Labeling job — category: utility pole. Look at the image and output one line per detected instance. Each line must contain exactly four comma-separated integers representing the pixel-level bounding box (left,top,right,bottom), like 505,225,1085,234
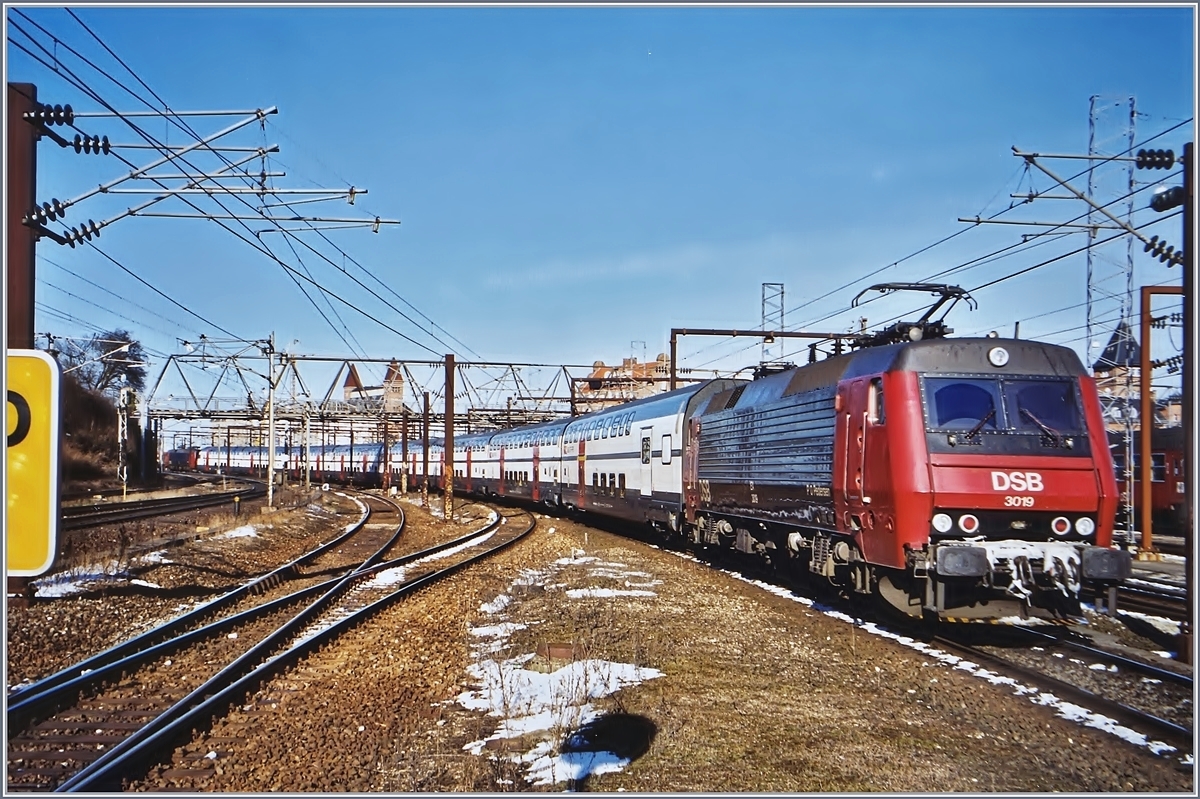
117,388,130,499
401,409,409,494
422,392,430,508
1180,142,1194,663
303,411,311,490
382,417,391,492
444,354,455,520
266,334,276,509
7,83,37,350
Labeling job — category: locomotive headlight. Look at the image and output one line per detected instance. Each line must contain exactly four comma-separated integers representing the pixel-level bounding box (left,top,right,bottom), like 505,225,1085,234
932,513,953,533
1075,517,1095,536
957,514,979,534
1051,516,1071,535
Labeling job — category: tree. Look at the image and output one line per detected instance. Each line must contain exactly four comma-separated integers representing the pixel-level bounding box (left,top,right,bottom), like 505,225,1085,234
59,330,148,398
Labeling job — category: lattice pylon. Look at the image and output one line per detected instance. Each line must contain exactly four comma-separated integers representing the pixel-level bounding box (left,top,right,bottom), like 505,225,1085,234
762,283,784,362
1086,95,1137,539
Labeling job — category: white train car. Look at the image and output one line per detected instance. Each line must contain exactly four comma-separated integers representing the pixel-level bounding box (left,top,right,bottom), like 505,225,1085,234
559,380,742,529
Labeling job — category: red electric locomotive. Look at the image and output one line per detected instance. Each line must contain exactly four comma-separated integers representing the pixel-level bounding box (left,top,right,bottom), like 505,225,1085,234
163,447,199,472
686,336,1132,622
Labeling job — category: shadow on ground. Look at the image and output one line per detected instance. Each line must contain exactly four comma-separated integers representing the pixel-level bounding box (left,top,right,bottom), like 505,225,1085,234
561,712,657,791
1118,612,1180,652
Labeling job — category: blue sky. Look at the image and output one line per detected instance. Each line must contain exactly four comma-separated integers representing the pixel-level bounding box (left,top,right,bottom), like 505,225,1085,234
6,4,1195,408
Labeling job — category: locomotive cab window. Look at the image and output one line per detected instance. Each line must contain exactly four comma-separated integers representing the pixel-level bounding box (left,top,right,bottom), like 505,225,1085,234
1003,379,1083,435
924,377,1001,430
869,378,885,425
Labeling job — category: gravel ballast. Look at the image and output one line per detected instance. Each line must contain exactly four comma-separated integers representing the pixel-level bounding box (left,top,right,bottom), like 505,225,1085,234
6,493,1194,792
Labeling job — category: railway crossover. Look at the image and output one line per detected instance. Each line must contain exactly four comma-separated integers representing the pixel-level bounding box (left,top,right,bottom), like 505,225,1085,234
7,493,534,792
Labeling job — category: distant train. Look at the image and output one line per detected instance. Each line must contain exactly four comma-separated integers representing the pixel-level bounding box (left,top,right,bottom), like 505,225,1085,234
164,447,199,472
164,441,394,488
166,335,1132,623
1109,426,1187,537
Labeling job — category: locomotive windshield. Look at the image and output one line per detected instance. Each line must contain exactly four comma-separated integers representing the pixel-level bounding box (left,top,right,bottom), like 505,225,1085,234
926,378,1001,430
922,376,1085,440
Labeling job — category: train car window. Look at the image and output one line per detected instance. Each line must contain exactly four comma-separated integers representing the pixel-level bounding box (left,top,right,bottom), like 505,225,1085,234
869,378,886,425
593,471,599,488
661,434,672,465
924,377,1002,430
1003,379,1082,433
624,415,634,436
609,473,616,496
641,436,652,465
619,473,626,497
1152,453,1166,482
601,473,608,490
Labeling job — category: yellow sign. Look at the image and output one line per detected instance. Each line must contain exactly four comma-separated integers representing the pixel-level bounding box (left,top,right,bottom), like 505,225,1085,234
7,349,61,576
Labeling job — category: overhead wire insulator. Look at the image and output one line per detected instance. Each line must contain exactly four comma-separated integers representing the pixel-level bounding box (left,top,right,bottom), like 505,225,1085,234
26,198,66,225
64,220,102,248
30,102,75,126
1150,185,1185,212
1143,235,1183,265
71,134,111,155
1135,148,1175,169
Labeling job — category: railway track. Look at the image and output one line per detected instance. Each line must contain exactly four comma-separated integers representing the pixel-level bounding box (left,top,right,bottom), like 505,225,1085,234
672,532,1193,762
931,631,1193,757
1114,583,1189,623
60,473,201,503
60,483,266,530
6,491,388,789
6,497,534,792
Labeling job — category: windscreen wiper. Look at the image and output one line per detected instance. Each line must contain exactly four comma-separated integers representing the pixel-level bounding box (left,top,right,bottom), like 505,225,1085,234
1020,406,1063,446
964,408,995,441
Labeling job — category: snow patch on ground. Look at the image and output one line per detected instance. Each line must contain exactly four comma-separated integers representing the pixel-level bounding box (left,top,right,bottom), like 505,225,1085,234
214,524,258,539
458,556,663,786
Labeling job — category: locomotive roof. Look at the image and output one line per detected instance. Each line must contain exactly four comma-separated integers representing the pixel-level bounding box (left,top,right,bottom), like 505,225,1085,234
702,337,1088,414
880,337,1087,378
